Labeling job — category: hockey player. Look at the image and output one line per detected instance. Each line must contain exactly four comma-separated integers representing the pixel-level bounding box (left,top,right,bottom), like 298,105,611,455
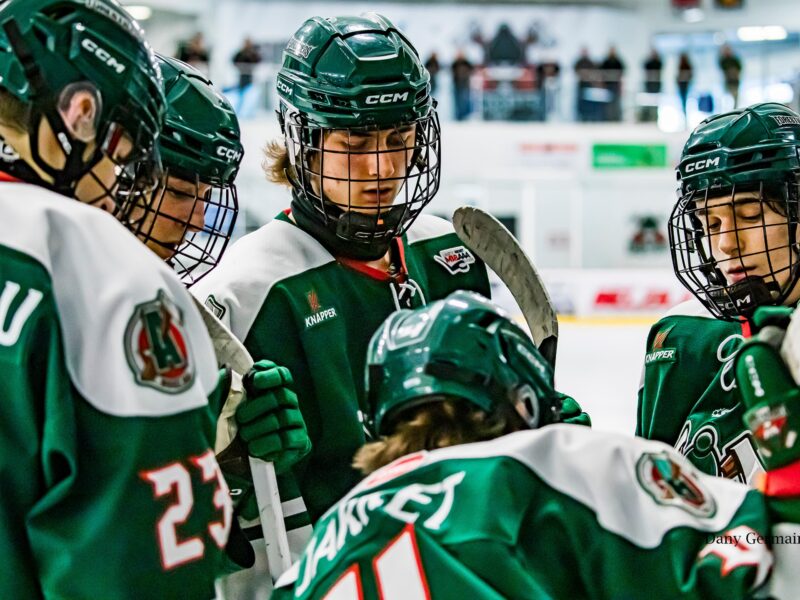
118,54,242,287
193,13,494,546
0,1,259,596
272,291,800,599
638,102,800,485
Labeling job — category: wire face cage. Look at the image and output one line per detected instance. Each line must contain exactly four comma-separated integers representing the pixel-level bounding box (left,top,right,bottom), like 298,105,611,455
119,170,238,286
286,110,442,246
669,180,800,319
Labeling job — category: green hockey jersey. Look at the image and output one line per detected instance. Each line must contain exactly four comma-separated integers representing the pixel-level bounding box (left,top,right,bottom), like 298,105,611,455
0,183,230,599
272,425,800,600
637,299,764,485
194,211,491,547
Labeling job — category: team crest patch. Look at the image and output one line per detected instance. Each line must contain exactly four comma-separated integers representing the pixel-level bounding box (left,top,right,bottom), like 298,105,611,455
125,290,195,393
204,295,226,319
637,451,716,517
434,246,475,275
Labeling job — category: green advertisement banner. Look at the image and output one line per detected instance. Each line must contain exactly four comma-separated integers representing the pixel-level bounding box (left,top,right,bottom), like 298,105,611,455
592,143,668,169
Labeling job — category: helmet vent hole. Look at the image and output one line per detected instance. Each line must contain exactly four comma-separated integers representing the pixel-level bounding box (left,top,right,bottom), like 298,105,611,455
687,142,720,155
308,91,328,104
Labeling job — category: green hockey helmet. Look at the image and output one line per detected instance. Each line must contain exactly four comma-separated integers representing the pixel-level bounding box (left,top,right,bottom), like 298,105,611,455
669,102,800,319
119,54,242,286
276,13,441,260
366,290,563,436
0,0,165,201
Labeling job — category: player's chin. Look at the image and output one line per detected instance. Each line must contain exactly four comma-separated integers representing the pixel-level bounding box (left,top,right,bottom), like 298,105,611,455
148,240,179,261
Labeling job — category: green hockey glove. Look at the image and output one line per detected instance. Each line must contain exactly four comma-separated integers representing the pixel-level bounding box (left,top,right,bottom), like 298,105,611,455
237,360,312,474
748,305,794,335
735,330,800,504
559,393,591,427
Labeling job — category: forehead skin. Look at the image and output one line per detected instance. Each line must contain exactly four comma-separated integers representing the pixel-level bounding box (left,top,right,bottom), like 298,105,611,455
325,124,416,142
692,191,763,215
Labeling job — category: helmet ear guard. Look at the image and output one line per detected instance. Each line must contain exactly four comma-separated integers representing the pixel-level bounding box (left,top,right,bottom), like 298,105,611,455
0,0,166,200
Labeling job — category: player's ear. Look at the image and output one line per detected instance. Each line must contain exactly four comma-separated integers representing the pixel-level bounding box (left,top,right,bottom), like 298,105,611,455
58,85,102,144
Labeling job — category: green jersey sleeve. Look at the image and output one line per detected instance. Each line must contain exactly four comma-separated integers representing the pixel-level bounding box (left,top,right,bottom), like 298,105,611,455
272,425,799,600
637,299,764,484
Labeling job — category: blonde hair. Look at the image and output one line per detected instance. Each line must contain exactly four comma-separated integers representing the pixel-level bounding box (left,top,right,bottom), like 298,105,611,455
0,90,30,133
353,399,525,475
262,139,292,187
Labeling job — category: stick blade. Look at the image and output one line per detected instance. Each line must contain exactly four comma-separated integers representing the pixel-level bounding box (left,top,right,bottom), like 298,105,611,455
453,206,558,366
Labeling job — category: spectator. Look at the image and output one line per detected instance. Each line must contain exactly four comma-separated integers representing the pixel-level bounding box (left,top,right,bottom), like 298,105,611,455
719,44,742,108
233,37,261,91
600,46,625,121
573,47,595,122
677,52,693,121
452,50,474,121
424,52,441,96
537,58,561,120
176,32,209,72
640,48,662,122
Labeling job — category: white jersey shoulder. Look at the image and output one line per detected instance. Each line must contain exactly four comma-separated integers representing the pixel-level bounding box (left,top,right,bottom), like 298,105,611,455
661,296,715,320
405,213,456,245
193,216,334,341
0,183,217,417
355,425,749,549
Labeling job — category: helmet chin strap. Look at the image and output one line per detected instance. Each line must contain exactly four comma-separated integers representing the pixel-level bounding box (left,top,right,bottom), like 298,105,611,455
290,190,402,261
708,275,780,317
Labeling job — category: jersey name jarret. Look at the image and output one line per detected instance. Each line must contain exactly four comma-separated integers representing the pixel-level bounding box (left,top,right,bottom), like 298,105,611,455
0,183,218,416
294,470,465,595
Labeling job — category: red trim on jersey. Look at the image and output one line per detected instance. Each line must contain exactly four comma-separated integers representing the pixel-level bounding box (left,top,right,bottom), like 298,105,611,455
759,460,800,497
337,238,409,283
0,171,22,183
283,208,292,216
740,317,753,339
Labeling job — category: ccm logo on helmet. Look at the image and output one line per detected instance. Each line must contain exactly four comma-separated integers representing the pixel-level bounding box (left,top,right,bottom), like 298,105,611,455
685,157,721,173
365,92,409,105
81,38,126,75
216,146,243,162
277,80,293,96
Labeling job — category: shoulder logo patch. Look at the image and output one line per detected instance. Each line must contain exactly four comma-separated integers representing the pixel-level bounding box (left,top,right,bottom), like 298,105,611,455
434,246,475,275
636,450,716,517
125,290,195,393
304,289,337,329
204,295,226,320
652,324,675,350
646,324,677,365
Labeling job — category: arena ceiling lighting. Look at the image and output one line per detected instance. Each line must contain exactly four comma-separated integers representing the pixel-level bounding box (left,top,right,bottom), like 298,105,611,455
737,26,788,42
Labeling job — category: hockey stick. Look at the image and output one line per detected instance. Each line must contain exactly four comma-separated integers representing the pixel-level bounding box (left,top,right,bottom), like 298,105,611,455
191,296,293,578
453,206,559,368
